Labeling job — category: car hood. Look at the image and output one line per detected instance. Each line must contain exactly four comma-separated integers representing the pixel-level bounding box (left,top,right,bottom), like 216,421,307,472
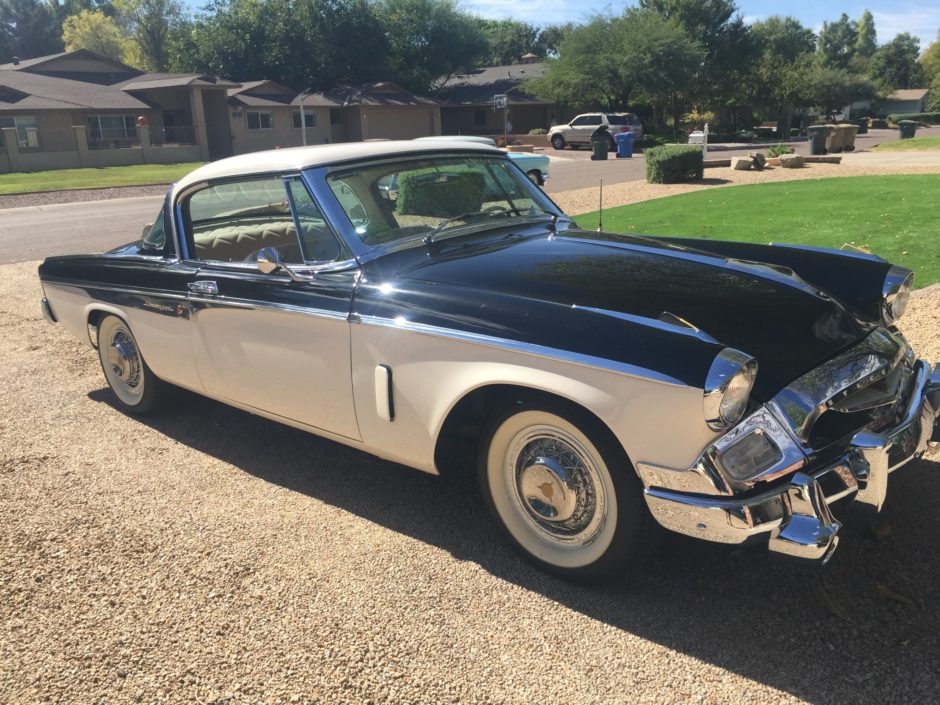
383,228,874,399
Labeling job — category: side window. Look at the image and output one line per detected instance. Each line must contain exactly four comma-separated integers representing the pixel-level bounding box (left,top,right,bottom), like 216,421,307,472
585,115,602,125
186,178,304,264
285,179,347,263
571,116,590,126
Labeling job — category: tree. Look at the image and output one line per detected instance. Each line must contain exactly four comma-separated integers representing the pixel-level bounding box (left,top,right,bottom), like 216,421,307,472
871,32,925,90
376,0,486,93
61,8,137,64
748,16,816,127
818,13,856,69
922,31,940,111
638,0,757,109
525,9,700,116
476,18,537,65
113,0,181,71
173,0,388,91
0,0,63,62
799,59,876,120
855,10,876,58
533,23,574,58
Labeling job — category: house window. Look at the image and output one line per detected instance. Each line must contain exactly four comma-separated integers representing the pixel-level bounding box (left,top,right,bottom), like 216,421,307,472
0,115,40,147
247,111,274,130
292,111,317,128
474,110,486,126
86,115,137,140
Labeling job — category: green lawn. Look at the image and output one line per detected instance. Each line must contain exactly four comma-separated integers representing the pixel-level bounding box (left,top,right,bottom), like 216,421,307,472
0,162,205,195
871,135,940,151
575,174,940,287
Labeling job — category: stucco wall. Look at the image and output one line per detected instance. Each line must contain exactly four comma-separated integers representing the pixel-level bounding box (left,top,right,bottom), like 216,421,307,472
229,106,332,154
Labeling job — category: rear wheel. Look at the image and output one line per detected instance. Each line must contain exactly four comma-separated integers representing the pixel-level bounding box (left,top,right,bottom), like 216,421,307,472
550,134,566,150
97,315,169,415
479,400,658,581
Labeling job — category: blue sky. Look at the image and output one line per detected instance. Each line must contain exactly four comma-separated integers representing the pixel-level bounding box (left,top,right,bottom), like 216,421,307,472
464,0,940,48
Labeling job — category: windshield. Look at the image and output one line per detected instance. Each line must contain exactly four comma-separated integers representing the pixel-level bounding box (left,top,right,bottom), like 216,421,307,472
607,114,638,126
326,155,561,247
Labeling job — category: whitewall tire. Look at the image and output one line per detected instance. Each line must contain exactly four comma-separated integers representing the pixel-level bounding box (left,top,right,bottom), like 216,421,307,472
97,315,168,415
479,400,658,581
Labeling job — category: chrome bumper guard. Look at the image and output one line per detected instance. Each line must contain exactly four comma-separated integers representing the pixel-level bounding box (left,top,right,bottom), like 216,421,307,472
645,361,940,564
40,297,57,324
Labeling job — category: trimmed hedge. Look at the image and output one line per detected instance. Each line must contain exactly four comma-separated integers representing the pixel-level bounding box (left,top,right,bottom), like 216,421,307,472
645,145,704,184
887,112,940,124
396,170,485,217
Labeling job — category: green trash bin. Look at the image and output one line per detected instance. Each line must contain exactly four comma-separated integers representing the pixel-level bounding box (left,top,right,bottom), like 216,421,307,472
856,118,868,135
899,120,918,139
590,126,610,160
806,125,832,155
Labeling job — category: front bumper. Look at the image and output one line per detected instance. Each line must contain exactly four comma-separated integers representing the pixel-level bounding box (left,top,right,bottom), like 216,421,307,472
644,360,940,563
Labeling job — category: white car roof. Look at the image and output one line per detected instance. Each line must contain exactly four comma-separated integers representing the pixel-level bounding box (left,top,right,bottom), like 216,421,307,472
171,140,500,199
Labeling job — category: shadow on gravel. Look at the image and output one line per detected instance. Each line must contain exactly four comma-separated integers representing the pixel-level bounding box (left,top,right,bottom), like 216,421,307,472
90,386,940,705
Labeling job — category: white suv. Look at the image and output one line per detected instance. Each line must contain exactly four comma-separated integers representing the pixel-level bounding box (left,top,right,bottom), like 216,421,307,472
548,113,644,150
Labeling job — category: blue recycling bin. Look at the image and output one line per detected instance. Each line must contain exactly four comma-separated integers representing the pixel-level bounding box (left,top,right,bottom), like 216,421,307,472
614,130,636,158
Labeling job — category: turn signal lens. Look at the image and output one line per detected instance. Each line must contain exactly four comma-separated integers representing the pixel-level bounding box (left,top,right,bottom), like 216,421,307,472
718,429,783,481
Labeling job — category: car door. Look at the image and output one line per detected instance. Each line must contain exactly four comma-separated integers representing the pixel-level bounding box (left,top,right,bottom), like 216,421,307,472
180,175,361,440
569,115,602,144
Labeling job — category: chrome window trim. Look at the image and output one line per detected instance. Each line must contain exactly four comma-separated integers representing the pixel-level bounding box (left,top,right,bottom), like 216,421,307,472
356,313,686,387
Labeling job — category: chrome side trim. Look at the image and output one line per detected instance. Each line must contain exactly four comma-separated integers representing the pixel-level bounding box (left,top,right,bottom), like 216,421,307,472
187,294,349,321
40,278,190,302
356,314,686,387
573,305,718,343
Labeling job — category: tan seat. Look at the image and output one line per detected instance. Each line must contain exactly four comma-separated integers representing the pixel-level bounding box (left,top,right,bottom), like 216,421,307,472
194,218,343,263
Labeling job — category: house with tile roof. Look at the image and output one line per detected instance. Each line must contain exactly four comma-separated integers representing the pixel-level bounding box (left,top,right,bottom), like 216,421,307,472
0,49,237,172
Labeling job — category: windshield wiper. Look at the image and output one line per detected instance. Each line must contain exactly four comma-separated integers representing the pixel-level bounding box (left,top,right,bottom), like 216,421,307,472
423,206,563,244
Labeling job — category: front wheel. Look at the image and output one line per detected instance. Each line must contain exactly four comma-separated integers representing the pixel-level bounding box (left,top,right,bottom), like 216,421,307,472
526,170,543,186
479,400,658,581
550,134,566,150
97,315,169,415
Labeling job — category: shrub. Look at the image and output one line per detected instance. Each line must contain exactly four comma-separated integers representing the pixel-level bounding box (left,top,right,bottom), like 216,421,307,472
396,171,485,217
528,128,547,135
886,112,940,125
645,145,704,184
736,130,756,141
790,127,801,136
767,143,792,157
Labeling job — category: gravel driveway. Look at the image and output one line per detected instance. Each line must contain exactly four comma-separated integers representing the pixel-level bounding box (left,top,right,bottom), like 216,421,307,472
2,261,939,704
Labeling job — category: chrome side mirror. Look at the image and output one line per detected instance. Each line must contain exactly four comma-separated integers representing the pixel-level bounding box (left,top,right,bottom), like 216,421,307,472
256,247,281,275
256,247,315,282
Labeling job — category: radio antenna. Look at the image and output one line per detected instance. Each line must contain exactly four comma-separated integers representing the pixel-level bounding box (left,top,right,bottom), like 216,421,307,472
597,179,603,232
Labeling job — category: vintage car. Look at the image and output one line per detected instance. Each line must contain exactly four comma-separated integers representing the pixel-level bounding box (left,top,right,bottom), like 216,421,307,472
38,141,940,581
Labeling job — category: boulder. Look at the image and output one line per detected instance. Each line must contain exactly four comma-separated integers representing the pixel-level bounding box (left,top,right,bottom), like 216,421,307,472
748,152,767,170
730,157,753,171
778,154,805,168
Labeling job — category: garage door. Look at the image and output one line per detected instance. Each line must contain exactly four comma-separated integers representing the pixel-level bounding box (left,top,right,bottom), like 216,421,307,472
367,109,435,139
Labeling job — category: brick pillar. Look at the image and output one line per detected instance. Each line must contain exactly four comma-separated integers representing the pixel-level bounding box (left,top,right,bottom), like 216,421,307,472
189,87,210,160
2,127,21,172
72,125,88,168
138,124,152,164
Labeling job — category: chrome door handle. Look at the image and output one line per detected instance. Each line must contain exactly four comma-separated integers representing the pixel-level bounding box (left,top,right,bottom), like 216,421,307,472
188,280,218,295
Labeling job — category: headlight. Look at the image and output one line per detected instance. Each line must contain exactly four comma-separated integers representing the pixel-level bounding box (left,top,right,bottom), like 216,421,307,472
704,348,757,431
882,266,914,324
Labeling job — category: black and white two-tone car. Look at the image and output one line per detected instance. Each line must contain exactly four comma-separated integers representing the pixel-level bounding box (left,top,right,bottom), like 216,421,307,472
39,141,940,580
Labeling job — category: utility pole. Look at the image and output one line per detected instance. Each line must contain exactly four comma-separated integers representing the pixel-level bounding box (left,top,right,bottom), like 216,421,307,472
299,89,311,146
